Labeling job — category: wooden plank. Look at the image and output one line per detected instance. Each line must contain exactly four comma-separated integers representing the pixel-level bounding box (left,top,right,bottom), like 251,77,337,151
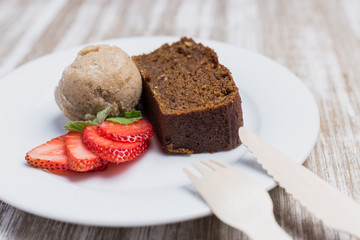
1,0,360,239
0,0,67,77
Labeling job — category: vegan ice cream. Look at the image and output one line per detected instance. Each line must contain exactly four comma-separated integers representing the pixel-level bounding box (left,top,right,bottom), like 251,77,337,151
55,45,142,121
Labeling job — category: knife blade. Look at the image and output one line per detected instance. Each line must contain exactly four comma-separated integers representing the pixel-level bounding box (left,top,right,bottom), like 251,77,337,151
239,127,360,238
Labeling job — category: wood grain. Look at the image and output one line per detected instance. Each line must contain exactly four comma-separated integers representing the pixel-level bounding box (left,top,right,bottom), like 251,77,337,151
1,0,360,239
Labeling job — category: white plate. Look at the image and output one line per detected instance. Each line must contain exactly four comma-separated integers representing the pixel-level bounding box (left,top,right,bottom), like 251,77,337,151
0,36,319,226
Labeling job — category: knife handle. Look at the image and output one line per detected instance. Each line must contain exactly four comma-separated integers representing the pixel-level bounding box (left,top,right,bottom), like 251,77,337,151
240,127,360,238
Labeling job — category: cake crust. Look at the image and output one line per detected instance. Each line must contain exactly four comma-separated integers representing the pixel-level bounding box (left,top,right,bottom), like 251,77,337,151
133,37,243,154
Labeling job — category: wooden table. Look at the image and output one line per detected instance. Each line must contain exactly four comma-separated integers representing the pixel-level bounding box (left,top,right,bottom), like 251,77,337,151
1,0,359,239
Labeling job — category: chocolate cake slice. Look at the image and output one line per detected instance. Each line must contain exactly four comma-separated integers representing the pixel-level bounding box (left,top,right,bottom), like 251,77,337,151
132,37,243,154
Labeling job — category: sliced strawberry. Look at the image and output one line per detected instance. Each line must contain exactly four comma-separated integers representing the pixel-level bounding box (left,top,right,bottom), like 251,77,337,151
70,164,108,173
66,131,108,172
83,126,150,163
25,135,70,172
97,119,154,142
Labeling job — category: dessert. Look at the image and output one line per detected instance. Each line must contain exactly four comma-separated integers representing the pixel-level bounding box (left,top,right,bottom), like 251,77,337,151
25,135,70,172
97,119,154,142
82,126,150,164
66,131,108,172
133,37,243,154
55,45,142,121
25,109,153,173
25,132,109,173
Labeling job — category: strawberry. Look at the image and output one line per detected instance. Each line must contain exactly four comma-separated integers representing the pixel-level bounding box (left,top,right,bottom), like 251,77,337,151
66,131,108,172
82,126,150,163
25,134,70,172
97,119,154,142
70,164,108,173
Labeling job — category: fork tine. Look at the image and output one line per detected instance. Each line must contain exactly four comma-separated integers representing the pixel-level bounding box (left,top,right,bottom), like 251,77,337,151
201,159,222,170
209,158,229,168
183,168,201,183
192,162,212,176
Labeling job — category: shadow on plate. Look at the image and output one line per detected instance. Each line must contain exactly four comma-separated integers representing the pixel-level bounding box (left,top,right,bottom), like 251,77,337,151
52,114,69,133
235,152,268,175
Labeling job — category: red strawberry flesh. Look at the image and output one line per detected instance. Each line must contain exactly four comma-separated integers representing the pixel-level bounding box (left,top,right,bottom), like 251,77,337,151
97,119,154,142
25,134,69,171
66,131,108,172
83,126,150,163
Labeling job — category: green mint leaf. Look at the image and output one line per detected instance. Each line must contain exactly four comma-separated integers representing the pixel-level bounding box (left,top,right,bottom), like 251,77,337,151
85,120,99,126
107,110,142,125
107,116,142,125
93,107,111,124
64,121,97,132
120,110,142,118
64,108,142,131
63,107,109,132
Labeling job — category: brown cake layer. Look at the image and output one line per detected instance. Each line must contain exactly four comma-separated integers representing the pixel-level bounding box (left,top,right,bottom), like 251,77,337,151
132,37,243,154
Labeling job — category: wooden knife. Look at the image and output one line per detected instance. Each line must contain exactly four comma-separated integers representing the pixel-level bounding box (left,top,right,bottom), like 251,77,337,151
239,127,360,238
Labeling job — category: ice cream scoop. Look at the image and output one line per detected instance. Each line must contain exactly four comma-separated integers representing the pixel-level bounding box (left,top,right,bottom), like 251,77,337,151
55,44,142,121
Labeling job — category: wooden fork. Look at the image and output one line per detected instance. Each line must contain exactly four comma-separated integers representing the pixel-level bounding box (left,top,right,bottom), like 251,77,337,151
184,159,292,240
